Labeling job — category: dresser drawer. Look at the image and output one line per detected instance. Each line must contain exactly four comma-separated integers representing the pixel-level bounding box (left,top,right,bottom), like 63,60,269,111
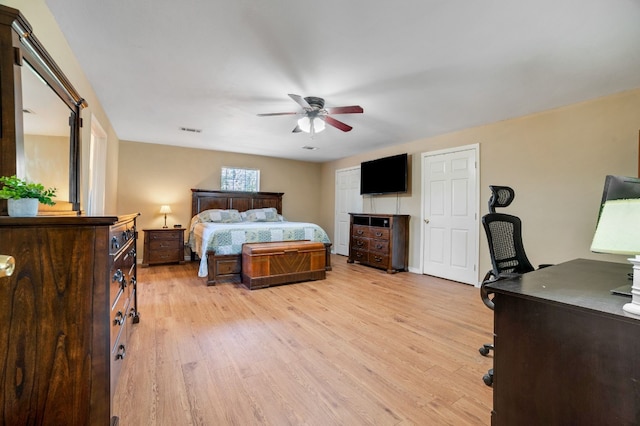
110,221,136,255
149,239,181,250
110,305,128,403
110,289,129,351
367,253,389,267
369,239,390,254
368,227,389,240
351,249,368,263
148,231,182,242
352,225,389,240
352,224,370,238
351,236,369,251
148,249,183,263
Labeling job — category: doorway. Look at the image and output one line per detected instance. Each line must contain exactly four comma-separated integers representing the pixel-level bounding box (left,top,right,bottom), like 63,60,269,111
87,115,107,215
421,144,479,285
334,167,362,255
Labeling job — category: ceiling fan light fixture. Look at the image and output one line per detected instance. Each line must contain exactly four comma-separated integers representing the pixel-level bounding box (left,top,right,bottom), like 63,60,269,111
297,116,325,133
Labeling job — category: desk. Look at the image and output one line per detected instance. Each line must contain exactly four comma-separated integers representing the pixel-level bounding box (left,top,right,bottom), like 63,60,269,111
486,259,640,425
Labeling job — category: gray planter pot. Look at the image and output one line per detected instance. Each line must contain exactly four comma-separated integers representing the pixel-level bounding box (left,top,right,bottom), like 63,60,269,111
7,198,39,217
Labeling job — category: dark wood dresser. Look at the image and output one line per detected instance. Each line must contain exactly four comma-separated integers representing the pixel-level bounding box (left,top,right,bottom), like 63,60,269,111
142,228,185,266
347,213,410,272
0,214,140,425
486,259,639,425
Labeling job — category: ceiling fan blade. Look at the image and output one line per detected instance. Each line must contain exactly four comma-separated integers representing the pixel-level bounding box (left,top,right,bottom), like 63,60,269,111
323,115,353,132
292,125,302,133
326,105,363,115
288,94,311,109
257,112,298,117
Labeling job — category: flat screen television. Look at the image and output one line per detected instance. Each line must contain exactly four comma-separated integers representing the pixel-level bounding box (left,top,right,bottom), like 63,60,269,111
360,153,408,195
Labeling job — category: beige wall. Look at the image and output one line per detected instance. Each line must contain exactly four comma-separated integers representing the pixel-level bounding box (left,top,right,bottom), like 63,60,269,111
116,141,323,257
1,0,121,214
321,89,640,281
24,134,69,200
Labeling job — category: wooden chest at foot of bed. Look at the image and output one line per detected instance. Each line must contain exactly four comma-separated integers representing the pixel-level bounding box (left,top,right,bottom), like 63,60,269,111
241,241,326,290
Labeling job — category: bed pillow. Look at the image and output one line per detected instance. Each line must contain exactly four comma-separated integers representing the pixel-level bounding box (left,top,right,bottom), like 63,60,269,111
243,207,280,222
197,209,243,223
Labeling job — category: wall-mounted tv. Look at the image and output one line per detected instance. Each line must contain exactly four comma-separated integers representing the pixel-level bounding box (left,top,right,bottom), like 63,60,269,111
360,153,408,195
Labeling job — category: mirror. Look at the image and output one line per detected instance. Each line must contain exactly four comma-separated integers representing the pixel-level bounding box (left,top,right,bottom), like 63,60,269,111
0,7,88,214
21,60,72,202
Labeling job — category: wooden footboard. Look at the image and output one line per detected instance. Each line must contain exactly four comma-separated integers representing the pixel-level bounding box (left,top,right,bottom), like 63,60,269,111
206,242,332,286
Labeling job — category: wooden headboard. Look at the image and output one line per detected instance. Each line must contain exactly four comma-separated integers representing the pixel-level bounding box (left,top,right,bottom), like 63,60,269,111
191,189,284,218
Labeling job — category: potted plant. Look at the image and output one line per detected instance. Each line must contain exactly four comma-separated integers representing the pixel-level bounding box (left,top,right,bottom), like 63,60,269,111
0,175,56,217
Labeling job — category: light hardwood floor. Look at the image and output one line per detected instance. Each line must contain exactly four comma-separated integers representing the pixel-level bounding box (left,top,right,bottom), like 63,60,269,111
113,255,494,425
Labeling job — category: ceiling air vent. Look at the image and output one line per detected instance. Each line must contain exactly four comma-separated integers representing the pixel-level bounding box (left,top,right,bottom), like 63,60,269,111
179,127,202,133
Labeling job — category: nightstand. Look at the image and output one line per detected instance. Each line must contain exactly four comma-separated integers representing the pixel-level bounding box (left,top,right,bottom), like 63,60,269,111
142,228,185,267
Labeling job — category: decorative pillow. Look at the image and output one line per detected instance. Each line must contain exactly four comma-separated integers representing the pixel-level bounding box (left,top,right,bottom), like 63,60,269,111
197,209,242,223
243,207,280,222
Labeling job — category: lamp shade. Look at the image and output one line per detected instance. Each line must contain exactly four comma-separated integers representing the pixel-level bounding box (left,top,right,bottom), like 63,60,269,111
297,116,325,133
590,199,640,255
159,205,172,214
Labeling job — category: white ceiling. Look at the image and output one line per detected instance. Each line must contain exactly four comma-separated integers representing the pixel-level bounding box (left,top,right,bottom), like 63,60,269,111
43,0,640,163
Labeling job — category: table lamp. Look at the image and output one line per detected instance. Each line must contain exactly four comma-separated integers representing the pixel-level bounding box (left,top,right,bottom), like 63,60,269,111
159,205,172,228
590,198,640,317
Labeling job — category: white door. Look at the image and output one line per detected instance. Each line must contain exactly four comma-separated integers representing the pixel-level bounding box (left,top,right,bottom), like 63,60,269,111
334,167,362,255
422,145,479,285
87,115,107,215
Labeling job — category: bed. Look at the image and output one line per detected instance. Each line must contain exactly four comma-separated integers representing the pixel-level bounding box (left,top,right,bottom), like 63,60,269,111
188,189,332,285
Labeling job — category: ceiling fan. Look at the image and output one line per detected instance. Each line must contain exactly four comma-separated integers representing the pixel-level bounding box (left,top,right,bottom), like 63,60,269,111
257,94,363,135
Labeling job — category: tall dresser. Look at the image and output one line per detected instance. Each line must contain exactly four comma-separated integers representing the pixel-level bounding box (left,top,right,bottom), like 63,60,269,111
348,213,410,273
0,214,140,425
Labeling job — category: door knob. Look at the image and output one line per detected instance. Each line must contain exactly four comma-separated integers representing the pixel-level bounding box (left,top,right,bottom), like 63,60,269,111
0,255,15,277
424,219,430,224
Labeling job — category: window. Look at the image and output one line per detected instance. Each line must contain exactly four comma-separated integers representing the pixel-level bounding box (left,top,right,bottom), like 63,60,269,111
221,167,260,192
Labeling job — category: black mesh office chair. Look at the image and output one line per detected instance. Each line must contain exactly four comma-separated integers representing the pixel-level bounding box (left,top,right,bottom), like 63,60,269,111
479,186,545,387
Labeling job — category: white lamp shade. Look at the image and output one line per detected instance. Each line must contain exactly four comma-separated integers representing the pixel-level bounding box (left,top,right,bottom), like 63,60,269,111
297,116,325,133
159,205,172,214
591,199,640,255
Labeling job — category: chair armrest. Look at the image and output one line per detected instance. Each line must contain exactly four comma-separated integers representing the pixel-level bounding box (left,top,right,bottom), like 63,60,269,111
480,272,522,310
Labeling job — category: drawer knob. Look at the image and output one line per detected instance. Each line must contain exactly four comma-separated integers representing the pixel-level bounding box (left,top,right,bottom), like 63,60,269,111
111,236,119,250
115,344,126,360
0,255,15,278
113,311,125,326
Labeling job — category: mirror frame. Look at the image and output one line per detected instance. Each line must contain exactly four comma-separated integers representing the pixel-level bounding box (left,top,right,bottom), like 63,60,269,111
0,5,87,215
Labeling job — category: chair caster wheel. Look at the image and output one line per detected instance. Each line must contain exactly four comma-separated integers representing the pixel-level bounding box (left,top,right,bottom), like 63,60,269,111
479,347,490,356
